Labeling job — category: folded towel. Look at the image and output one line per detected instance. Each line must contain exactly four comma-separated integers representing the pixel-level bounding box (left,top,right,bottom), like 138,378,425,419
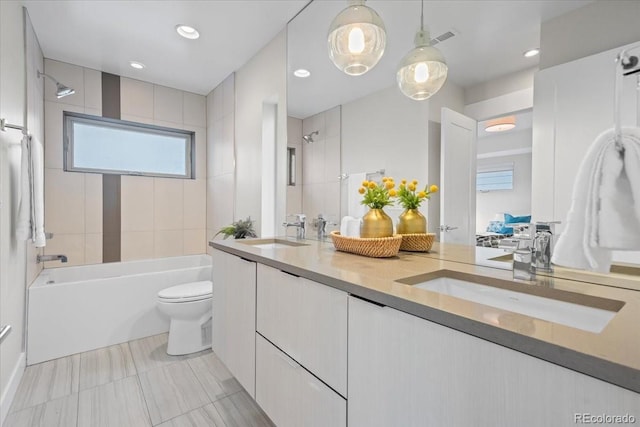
552,127,640,272
15,135,46,248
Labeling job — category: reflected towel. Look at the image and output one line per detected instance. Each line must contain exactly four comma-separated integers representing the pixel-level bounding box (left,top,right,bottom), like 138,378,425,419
552,127,640,272
16,135,46,247
347,172,367,219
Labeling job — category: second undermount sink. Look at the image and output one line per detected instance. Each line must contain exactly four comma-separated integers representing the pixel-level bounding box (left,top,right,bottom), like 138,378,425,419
396,271,624,333
238,238,309,250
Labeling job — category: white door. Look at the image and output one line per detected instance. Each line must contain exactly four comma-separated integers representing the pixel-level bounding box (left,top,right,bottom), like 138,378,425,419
440,108,477,245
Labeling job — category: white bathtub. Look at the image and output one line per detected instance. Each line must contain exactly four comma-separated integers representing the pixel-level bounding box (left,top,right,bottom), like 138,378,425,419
27,254,212,365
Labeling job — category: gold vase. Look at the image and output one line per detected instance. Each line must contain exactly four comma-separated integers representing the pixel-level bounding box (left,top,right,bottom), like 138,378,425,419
361,208,393,238
397,209,427,234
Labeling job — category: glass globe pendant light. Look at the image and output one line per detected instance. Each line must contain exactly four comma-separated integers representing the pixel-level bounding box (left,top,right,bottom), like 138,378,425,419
327,0,386,76
397,0,448,100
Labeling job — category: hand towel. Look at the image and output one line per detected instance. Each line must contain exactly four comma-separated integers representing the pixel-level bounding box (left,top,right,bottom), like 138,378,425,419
15,135,46,248
552,127,640,272
347,172,367,218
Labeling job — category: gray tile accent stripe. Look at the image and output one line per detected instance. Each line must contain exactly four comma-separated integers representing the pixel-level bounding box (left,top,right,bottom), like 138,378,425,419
101,72,121,262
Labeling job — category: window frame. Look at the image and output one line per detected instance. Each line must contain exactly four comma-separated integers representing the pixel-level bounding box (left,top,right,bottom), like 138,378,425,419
476,162,514,192
63,111,195,179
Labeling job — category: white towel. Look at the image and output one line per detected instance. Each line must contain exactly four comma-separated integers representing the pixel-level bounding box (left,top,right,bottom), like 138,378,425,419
552,127,640,272
16,135,46,247
347,172,367,218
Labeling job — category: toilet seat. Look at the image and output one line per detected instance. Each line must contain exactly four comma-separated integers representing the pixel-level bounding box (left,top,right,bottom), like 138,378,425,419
157,280,212,303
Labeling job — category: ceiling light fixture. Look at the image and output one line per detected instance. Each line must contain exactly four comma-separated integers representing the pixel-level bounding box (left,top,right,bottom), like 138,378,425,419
396,0,448,101
523,48,540,58
294,69,311,78
485,116,516,132
176,24,200,40
327,0,386,76
129,61,145,69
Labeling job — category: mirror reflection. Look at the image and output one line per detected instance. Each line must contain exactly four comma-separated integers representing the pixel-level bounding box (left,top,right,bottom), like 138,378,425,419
286,0,640,287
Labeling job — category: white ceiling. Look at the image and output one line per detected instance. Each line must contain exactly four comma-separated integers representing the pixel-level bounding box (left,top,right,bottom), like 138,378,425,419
23,0,592,111
23,0,309,95
288,0,593,118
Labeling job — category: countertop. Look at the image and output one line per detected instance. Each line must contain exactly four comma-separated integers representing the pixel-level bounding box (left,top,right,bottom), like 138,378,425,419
209,237,640,394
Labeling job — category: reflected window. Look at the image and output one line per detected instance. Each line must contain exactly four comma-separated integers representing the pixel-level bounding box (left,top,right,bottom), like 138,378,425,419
64,112,194,178
477,163,514,192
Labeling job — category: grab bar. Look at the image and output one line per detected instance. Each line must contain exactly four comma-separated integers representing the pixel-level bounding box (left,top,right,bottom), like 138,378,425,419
0,325,11,344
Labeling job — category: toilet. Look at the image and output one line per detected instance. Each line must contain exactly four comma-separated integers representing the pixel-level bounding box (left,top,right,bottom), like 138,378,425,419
157,280,213,356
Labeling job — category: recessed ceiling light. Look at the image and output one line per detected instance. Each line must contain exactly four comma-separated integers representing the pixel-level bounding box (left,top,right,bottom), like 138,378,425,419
176,24,200,40
523,48,540,58
293,69,311,78
129,61,145,69
485,116,516,132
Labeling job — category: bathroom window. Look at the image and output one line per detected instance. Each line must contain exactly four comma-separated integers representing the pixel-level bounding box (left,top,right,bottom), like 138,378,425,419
63,112,194,178
476,163,514,192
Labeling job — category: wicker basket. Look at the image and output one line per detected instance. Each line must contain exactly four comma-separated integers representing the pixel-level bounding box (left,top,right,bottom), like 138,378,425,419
399,233,436,252
330,231,402,258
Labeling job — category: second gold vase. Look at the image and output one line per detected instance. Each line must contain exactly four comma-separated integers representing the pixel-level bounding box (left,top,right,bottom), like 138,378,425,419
397,209,427,234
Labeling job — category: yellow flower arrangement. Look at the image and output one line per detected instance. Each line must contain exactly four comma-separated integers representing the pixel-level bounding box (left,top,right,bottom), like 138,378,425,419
359,177,396,209
397,179,438,209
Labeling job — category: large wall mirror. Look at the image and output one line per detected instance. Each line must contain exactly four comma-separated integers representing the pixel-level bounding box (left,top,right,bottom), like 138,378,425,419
286,0,640,287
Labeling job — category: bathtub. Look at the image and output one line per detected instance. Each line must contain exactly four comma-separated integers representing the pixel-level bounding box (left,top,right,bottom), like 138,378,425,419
27,254,212,365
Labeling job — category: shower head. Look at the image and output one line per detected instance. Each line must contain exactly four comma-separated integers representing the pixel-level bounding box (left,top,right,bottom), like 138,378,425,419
302,130,319,144
37,70,75,99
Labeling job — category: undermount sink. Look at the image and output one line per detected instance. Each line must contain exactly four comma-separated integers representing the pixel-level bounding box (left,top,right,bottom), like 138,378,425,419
238,238,309,250
397,271,624,333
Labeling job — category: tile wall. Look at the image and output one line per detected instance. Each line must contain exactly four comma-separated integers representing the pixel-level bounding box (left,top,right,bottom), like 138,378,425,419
206,74,235,252
300,106,341,222
42,59,207,266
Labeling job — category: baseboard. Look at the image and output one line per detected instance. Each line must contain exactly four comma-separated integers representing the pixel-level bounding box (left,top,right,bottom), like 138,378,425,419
0,352,26,427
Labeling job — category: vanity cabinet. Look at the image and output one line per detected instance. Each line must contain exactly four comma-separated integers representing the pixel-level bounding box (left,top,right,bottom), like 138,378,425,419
256,264,347,395
256,334,347,427
348,295,640,427
211,249,256,397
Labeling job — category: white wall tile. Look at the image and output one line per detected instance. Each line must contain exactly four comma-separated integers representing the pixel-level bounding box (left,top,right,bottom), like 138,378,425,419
154,85,183,124
209,119,224,177
154,230,183,258
121,176,154,232
85,233,103,265
44,102,84,169
44,233,85,268
184,179,206,230
222,74,234,117
206,178,215,233
302,137,324,185
120,114,154,125
84,107,101,117
44,169,85,234
221,115,235,175
121,231,154,261
154,178,183,230
325,106,341,138
212,85,223,121
83,68,102,110
322,181,341,218
44,59,84,107
324,136,341,183
183,229,206,255
287,116,302,145
121,78,154,119
210,173,234,234
183,92,206,127
206,89,216,124
85,173,102,234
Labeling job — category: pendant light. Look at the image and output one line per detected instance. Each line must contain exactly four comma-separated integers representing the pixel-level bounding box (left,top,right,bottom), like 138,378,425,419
327,0,386,76
397,0,448,100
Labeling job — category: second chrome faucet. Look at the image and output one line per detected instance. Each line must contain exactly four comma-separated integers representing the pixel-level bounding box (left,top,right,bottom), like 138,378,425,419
283,214,306,239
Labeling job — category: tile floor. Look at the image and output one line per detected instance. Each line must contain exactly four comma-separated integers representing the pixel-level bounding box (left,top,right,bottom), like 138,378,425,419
5,333,275,427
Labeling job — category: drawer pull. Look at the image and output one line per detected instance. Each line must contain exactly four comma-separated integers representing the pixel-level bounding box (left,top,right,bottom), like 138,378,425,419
281,270,299,278
276,350,300,369
350,294,385,307
308,380,321,392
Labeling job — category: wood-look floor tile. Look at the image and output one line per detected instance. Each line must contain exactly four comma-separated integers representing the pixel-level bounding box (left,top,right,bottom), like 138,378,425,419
77,376,150,427
3,393,78,427
213,392,275,427
79,343,136,390
10,354,80,412
129,333,210,373
188,353,241,401
155,404,227,427
138,360,210,425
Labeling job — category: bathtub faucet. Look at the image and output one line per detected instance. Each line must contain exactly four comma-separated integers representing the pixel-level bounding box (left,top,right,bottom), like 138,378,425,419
37,254,68,263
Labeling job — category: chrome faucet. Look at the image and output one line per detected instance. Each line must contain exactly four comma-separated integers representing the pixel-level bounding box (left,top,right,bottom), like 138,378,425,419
283,214,306,240
532,222,560,272
312,214,337,240
37,254,68,263
499,221,560,280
